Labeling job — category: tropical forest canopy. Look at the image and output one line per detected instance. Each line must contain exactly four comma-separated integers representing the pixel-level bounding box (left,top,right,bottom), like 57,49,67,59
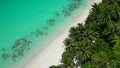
50,0,120,68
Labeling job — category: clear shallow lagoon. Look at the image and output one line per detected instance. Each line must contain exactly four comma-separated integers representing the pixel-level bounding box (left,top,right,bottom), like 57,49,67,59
0,0,88,68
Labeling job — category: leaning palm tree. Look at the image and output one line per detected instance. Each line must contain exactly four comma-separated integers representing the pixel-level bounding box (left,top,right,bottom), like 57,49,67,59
75,44,91,62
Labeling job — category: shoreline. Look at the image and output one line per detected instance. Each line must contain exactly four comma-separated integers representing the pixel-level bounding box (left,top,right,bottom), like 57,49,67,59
23,0,102,68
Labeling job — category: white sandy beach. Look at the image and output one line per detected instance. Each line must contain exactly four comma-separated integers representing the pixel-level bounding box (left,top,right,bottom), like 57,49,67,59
23,0,102,68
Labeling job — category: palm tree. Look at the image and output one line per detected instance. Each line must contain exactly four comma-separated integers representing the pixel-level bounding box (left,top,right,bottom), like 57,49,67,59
49,0,120,67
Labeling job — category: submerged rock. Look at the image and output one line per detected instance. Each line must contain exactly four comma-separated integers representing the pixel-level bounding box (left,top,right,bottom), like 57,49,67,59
1,53,9,60
46,19,56,26
54,11,60,17
12,53,18,61
62,7,71,17
31,29,47,37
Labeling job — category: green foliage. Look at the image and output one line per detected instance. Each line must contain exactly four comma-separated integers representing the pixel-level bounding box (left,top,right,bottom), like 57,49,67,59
50,0,120,68
92,38,109,53
49,65,63,68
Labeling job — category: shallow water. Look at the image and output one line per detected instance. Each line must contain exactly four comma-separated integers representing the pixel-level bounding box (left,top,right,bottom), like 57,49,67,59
0,0,88,68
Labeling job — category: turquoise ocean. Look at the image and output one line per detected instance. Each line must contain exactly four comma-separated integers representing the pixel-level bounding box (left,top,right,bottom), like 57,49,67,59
0,0,88,68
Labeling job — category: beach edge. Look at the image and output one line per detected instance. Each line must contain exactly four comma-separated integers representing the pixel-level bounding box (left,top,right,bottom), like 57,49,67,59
23,0,102,68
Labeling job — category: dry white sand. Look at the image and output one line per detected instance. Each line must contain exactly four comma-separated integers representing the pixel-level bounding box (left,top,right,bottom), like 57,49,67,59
23,0,102,68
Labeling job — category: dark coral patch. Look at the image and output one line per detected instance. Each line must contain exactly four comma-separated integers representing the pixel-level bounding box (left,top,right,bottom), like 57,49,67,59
1,53,9,60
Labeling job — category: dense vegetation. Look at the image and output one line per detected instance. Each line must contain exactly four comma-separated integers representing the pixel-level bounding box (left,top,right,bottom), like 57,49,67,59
50,0,120,68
